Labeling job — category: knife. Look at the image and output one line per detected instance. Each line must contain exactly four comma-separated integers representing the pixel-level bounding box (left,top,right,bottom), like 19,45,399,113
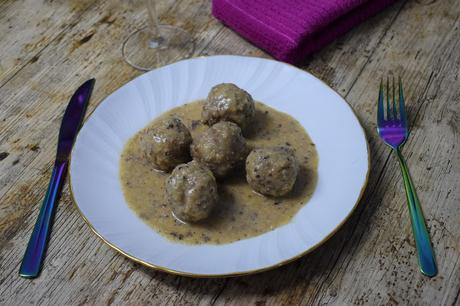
19,79,95,278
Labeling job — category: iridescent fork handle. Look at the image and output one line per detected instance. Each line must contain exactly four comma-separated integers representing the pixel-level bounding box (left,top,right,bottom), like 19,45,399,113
394,148,437,277
19,160,68,278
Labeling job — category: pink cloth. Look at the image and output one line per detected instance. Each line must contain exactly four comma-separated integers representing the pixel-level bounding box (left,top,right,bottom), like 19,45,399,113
212,0,397,64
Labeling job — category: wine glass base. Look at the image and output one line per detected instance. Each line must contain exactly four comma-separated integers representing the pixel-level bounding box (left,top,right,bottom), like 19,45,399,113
122,25,195,71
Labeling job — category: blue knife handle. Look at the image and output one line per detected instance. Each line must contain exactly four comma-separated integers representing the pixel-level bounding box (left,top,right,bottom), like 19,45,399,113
19,160,68,278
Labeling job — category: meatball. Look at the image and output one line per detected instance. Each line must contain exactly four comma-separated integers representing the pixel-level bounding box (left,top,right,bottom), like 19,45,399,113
139,117,192,172
202,83,255,130
246,146,299,197
165,161,218,222
191,121,248,178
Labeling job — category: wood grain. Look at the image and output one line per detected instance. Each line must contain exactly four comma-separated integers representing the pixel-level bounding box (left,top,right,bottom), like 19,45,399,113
0,0,458,305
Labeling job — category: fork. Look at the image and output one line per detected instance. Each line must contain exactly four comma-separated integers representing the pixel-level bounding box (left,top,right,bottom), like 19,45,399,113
377,77,437,277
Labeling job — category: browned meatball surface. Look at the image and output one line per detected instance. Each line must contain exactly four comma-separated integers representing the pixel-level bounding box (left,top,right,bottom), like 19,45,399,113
139,117,192,172
165,161,218,222
246,146,299,197
202,83,255,130
191,121,249,178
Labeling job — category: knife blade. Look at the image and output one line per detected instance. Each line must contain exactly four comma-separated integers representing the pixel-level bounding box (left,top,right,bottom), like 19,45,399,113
56,79,95,161
19,79,95,278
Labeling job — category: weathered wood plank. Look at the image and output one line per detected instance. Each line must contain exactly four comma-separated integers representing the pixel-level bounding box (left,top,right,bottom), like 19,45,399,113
0,0,458,305
0,0,99,87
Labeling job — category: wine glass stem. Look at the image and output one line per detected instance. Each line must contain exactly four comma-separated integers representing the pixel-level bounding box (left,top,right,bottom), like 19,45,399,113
146,0,162,48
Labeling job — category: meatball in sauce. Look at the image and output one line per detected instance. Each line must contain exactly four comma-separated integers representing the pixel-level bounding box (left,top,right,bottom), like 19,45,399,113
191,121,249,178
166,161,218,223
246,146,299,197
202,83,255,130
139,117,192,172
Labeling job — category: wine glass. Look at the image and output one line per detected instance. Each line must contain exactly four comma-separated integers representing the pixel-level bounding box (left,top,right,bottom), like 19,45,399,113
122,0,195,71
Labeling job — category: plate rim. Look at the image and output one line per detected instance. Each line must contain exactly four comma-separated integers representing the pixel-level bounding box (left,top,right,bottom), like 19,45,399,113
69,54,371,278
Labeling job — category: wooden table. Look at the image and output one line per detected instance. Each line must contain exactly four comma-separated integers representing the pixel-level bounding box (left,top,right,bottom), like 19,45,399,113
1,0,458,305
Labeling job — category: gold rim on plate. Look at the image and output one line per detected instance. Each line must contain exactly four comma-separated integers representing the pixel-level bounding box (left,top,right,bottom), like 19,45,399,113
69,55,371,278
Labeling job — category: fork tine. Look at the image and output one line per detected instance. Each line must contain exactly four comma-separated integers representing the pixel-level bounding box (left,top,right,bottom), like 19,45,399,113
392,76,397,120
386,76,391,120
378,79,384,125
399,77,407,127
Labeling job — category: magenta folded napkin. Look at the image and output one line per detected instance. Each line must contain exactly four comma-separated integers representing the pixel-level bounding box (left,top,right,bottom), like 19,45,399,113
212,0,397,64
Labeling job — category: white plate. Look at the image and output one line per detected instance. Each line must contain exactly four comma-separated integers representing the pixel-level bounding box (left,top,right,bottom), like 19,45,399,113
70,55,369,277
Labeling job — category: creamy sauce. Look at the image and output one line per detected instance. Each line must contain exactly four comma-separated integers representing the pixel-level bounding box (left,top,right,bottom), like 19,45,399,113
120,101,318,244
